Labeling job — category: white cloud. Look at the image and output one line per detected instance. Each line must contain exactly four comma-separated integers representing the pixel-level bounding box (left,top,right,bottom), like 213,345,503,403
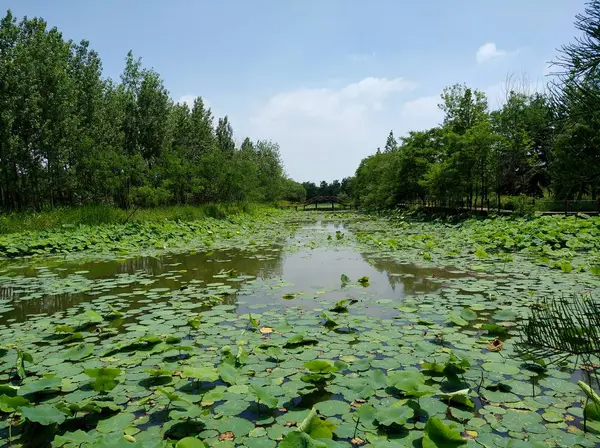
476,42,507,64
247,77,444,182
400,96,443,131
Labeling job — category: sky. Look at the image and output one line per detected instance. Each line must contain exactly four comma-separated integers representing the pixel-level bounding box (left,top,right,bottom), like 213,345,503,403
7,0,588,183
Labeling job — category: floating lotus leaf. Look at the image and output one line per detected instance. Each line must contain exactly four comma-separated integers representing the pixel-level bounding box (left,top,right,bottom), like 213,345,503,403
20,404,67,426
374,405,414,426
62,343,95,361
176,437,209,448
183,366,219,383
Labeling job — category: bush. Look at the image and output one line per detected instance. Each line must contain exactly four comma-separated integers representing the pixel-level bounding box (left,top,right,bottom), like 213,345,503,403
508,195,535,217
130,186,172,208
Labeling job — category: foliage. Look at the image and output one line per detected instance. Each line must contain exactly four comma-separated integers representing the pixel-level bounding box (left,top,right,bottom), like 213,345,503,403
0,11,296,211
0,213,599,446
0,206,282,257
516,293,600,365
350,4,600,209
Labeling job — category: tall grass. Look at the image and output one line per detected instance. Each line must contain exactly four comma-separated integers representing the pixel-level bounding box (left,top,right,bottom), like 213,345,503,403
0,202,267,235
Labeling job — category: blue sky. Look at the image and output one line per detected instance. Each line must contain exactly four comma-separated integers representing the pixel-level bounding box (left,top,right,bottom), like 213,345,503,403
8,1,587,182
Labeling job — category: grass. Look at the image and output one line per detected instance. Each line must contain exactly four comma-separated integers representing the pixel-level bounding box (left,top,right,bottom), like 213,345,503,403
0,203,267,236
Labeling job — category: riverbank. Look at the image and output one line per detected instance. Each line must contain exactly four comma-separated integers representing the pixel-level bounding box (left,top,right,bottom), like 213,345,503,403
0,204,286,259
0,203,266,235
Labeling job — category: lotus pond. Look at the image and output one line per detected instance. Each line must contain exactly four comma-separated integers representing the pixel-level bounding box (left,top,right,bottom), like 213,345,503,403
1,212,599,447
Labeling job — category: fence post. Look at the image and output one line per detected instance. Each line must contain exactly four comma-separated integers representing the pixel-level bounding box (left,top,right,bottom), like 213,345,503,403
565,200,568,216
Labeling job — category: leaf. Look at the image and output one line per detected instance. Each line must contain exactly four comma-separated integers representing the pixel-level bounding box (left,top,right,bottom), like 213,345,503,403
259,326,273,334
183,366,219,383
481,362,519,375
218,363,241,385
284,333,318,348
157,387,191,405
63,342,95,361
251,383,278,408
0,385,18,397
266,346,282,361
319,312,338,328
236,345,248,365
578,380,600,407
459,308,477,321
423,417,467,447
375,405,414,426
439,389,475,409
55,325,75,334
18,375,62,395
448,311,468,327
280,431,327,448
297,407,337,439
176,437,209,448
84,367,121,392
80,309,103,324
15,349,33,380
187,315,202,329
481,323,507,336
330,299,349,313
53,430,95,446
492,309,518,321
387,370,435,397
356,404,376,423
20,404,67,425
340,274,350,285
304,360,339,374
585,402,600,422
248,314,259,329
0,394,30,413
474,248,488,259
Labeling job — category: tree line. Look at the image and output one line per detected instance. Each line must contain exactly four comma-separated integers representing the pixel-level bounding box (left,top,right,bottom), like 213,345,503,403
0,10,305,210
301,179,353,202
350,1,600,210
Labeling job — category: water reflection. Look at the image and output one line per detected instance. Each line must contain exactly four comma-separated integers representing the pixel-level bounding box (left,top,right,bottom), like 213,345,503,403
0,221,469,323
0,246,286,322
363,255,470,295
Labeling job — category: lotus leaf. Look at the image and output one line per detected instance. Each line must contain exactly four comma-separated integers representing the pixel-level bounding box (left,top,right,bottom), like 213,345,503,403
20,404,67,425
422,417,467,447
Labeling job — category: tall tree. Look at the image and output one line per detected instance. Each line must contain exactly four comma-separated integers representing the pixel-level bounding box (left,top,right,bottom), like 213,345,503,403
384,130,397,153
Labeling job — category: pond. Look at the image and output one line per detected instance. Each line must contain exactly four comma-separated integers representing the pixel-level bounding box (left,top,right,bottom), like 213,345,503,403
0,221,465,323
0,215,598,447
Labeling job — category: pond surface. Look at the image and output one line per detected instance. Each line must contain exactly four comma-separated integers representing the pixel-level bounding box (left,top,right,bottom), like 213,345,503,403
0,221,466,323
1,216,598,447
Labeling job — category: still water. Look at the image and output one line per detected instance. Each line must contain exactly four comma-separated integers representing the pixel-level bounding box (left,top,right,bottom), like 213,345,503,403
0,220,466,323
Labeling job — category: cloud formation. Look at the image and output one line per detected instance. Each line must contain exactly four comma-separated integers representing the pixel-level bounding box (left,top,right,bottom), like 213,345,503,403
247,77,446,182
476,42,507,64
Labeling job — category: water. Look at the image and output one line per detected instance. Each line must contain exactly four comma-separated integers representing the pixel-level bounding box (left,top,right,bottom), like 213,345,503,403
0,221,466,324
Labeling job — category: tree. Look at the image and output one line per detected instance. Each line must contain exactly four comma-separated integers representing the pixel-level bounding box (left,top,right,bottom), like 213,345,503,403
302,182,318,199
439,84,488,135
550,1,600,199
0,10,294,210
384,130,397,153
